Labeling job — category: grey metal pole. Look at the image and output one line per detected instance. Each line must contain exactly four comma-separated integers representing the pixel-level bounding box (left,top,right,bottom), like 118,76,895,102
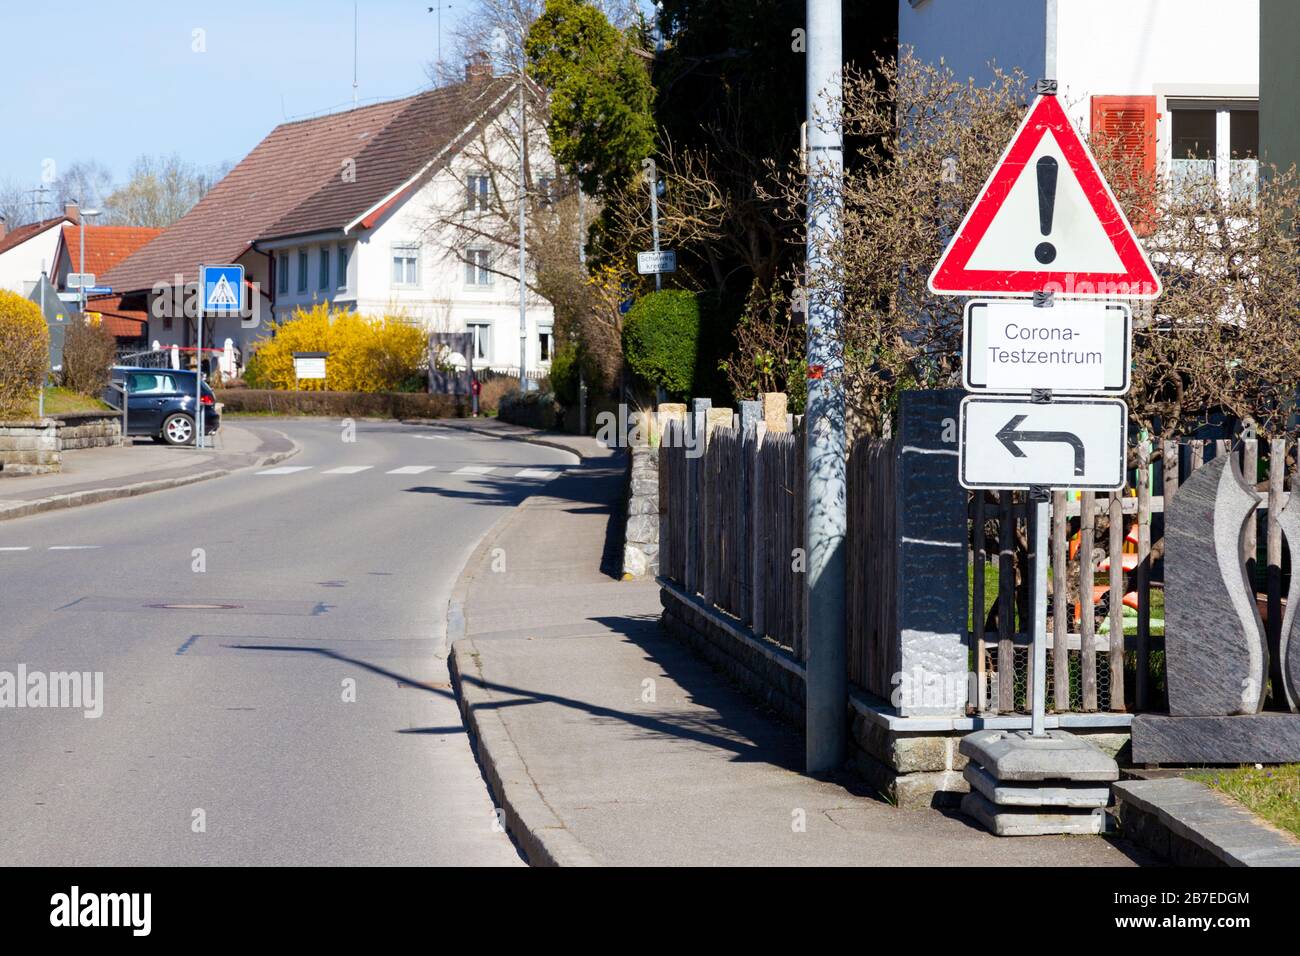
804,0,847,773
518,76,528,387
196,266,204,449
79,216,86,314
1031,493,1050,736
649,166,661,292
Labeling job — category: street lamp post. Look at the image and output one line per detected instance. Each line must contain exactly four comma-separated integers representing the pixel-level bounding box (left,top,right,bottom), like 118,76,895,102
78,207,102,313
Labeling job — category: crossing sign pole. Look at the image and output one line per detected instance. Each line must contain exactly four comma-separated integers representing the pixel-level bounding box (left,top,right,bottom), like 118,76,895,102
196,263,204,449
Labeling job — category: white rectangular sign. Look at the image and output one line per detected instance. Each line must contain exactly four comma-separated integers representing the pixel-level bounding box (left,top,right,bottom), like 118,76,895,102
636,250,677,275
66,273,96,289
963,299,1130,395
959,396,1127,491
293,355,327,380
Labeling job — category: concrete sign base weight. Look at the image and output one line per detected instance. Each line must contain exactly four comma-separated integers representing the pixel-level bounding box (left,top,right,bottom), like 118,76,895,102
958,730,1119,836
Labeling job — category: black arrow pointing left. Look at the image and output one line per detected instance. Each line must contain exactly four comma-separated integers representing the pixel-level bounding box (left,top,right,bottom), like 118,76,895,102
996,414,1086,476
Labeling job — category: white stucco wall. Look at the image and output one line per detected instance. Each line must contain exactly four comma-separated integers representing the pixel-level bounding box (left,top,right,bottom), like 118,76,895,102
0,224,64,295
261,104,556,375
1056,0,1259,134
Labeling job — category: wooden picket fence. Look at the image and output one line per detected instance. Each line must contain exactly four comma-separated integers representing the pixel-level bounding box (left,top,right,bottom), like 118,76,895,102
660,404,1295,719
974,437,1295,717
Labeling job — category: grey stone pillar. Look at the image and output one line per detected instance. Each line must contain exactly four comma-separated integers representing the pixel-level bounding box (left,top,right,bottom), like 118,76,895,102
893,389,969,717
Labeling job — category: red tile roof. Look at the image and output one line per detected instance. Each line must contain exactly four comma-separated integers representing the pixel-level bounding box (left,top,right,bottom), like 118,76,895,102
104,76,517,294
85,294,148,339
57,226,162,278
0,216,72,256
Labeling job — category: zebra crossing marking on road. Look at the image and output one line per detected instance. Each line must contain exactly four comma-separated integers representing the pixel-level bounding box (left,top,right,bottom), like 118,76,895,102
387,465,436,474
256,466,313,476
322,466,373,475
515,469,563,480
453,466,495,475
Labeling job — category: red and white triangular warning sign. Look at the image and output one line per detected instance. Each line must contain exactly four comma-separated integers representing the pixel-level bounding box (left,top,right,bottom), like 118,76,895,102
929,94,1161,300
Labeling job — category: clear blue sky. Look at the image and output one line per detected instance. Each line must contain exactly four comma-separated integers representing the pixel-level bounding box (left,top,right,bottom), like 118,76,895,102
0,0,469,187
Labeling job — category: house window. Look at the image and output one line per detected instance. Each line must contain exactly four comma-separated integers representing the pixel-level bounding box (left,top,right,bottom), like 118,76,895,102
391,243,420,287
296,251,308,293
1168,101,1259,199
538,325,553,362
277,253,289,294
465,247,492,286
468,322,492,362
318,247,330,291
336,243,350,291
536,174,555,207
467,173,491,211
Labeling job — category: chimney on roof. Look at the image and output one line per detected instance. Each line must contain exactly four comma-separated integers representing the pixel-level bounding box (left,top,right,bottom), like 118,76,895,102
465,51,493,84
64,201,80,225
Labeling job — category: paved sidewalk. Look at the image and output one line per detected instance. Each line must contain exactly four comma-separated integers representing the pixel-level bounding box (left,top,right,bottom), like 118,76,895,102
0,423,296,520
450,428,1152,866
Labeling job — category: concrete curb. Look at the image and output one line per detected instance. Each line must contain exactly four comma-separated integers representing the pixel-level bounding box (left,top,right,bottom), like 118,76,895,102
449,640,598,867
442,490,598,867
0,429,299,524
1113,777,1300,866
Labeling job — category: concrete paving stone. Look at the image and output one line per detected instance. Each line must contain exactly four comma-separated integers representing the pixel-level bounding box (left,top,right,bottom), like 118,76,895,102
961,791,1109,837
963,763,1111,808
959,729,1120,782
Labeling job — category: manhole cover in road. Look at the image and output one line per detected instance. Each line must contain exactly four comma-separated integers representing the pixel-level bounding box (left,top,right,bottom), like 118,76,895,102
146,602,243,611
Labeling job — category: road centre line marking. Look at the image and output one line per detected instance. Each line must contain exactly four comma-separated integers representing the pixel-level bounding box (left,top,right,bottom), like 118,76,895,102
49,546,101,551
0,546,31,551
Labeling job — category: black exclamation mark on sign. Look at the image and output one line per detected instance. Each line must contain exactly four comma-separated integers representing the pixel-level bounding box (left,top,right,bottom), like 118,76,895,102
1035,155,1058,264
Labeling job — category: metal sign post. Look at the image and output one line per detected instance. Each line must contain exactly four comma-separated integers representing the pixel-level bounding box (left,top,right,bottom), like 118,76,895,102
196,263,204,449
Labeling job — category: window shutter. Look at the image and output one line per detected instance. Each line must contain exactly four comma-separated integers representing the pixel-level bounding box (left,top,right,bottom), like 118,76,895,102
1090,95,1158,233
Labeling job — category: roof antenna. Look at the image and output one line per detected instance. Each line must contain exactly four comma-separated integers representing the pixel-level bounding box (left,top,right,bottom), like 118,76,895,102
352,0,359,109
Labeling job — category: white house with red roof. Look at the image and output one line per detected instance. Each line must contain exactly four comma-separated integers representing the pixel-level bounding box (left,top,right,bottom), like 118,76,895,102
104,63,558,379
0,204,82,296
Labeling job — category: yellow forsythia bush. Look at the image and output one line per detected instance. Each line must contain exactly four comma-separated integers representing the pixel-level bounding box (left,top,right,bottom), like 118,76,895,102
0,290,50,419
244,304,428,392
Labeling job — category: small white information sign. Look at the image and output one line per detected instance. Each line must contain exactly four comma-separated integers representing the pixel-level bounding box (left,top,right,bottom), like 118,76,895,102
293,353,327,381
636,250,677,275
963,299,1130,395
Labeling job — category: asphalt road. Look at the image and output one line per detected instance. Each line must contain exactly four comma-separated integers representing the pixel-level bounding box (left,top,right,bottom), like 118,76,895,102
0,418,576,865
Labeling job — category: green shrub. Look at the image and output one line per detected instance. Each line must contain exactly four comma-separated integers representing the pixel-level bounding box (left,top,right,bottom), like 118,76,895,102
214,389,464,419
499,390,558,429
0,290,49,419
622,289,700,398
61,318,117,396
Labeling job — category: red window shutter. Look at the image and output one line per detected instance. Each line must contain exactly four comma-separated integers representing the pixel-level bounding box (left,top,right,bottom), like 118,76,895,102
1090,95,1158,234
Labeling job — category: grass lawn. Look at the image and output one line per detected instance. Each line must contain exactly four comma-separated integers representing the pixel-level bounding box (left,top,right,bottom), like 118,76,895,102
968,563,1165,638
1190,765,1300,839
38,387,111,416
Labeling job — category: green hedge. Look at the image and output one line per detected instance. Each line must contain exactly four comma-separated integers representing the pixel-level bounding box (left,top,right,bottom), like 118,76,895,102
215,389,464,419
622,289,700,398
499,390,558,429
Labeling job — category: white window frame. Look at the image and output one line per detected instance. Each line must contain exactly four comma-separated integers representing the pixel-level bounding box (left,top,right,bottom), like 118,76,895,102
467,322,492,362
276,252,289,294
467,172,491,212
465,247,493,287
391,242,421,288
336,243,350,292
296,250,308,294
1166,99,1258,201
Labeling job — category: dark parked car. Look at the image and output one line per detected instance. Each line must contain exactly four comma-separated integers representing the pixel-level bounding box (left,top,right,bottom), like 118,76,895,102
104,367,220,446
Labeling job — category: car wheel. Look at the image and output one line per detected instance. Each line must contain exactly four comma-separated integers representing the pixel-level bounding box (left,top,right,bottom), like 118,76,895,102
161,413,195,446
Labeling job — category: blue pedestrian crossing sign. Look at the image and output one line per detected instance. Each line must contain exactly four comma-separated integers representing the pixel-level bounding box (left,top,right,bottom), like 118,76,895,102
201,264,244,315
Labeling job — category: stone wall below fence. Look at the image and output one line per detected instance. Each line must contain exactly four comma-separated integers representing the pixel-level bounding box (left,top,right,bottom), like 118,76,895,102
53,412,123,451
658,579,1131,809
0,421,61,475
623,443,659,578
